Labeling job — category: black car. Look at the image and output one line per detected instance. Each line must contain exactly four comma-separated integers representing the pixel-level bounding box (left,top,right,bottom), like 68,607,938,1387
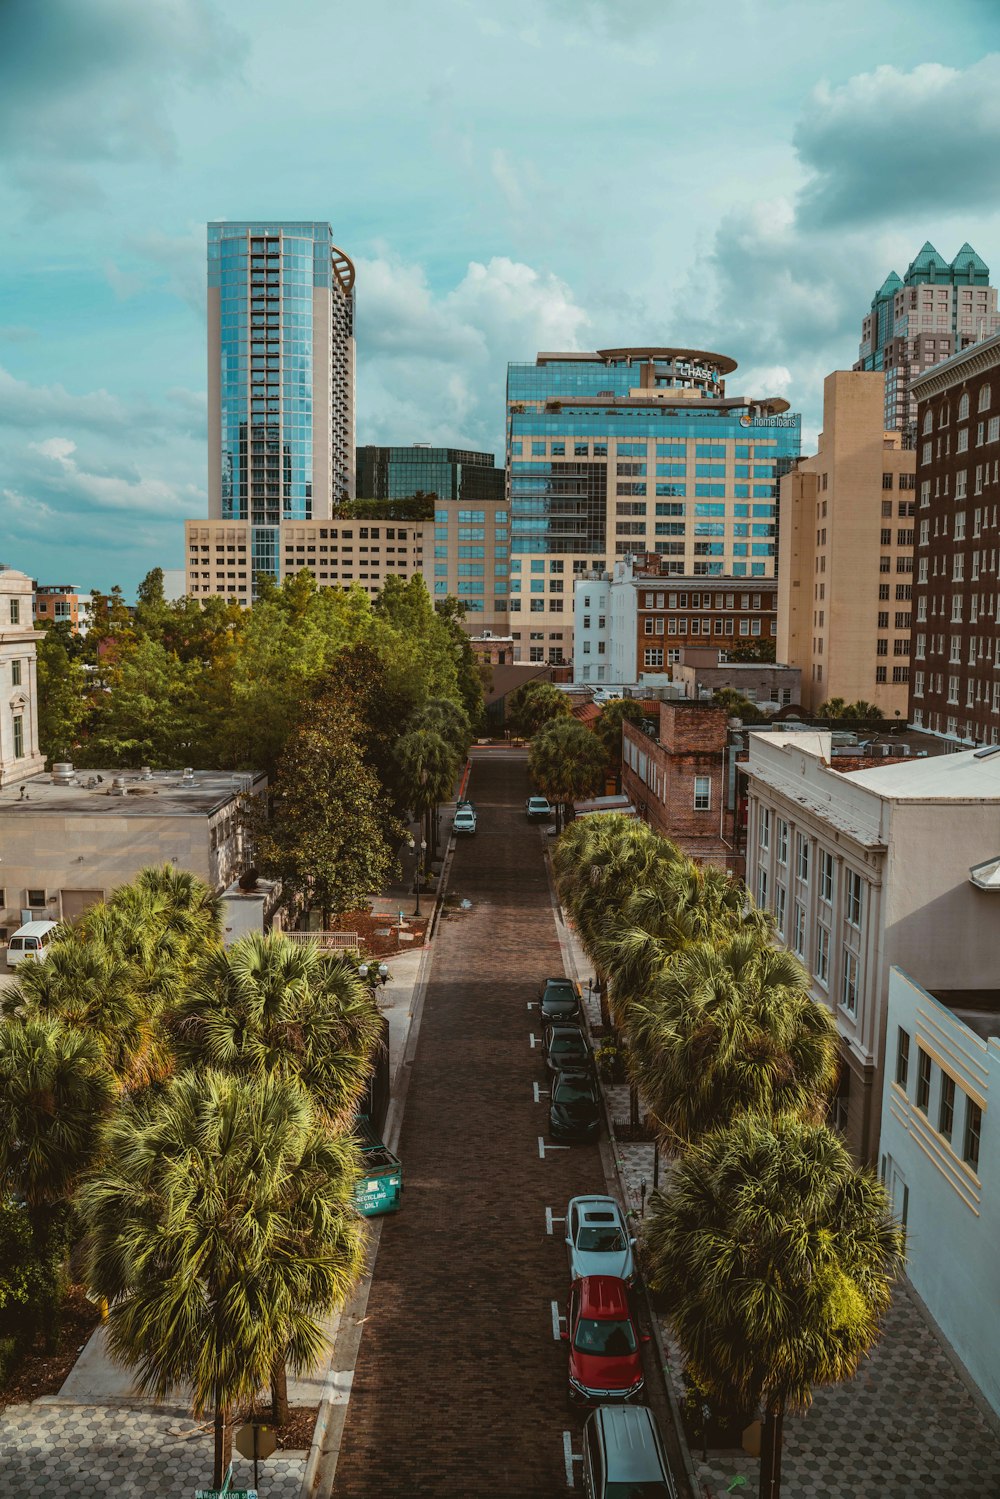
544,1022,591,1077
539,976,581,1023
550,1069,602,1143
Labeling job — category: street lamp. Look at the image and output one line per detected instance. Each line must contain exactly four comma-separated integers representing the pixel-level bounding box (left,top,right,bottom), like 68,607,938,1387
414,837,428,918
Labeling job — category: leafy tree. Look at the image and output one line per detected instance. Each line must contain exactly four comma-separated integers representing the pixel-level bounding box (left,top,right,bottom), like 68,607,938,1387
713,687,763,722
725,637,777,663
79,1071,366,1485
552,814,669,963
393,724,461,857
35,630,88,764
846,700,882,722
527,717,606,830
628,934,839,1151
0,1200,65,1367
78,634,206,768
507,679,572,737
644,1115,904,1499
592,698,645,784
0,1018,114,1253
434,596,485,728
817,697,847,720
251,691,397,926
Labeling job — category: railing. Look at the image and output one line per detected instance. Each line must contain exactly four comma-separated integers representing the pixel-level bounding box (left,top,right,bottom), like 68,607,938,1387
284,930,360,951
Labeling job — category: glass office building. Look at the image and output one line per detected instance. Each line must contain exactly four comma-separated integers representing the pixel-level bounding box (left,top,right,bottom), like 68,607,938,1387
357,445,504,505
207,221,356,587
505,348,799,660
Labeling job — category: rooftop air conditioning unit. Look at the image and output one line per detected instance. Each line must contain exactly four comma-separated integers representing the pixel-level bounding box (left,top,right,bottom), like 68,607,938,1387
111,777,129,796
51,762,75,784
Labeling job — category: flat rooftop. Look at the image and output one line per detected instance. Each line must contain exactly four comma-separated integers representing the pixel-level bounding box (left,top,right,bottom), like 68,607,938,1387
0,768,264,818
845,744,1000,797
930,989,1000,1044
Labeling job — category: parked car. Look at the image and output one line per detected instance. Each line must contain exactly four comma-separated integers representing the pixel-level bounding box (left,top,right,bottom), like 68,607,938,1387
549,1069,601,1142
526,795,552,821
453,805,477,835
538,975,581,1023
6,919,60,967
544,1022,591,1077
566,1196,635,1285
580,1403,677,1498
564,1275,646,1405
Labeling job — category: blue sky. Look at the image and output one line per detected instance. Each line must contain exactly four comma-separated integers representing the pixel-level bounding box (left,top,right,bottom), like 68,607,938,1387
2,0,999,594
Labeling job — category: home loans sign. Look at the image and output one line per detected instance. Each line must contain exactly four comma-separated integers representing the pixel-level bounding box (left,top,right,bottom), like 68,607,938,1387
740,414,798,428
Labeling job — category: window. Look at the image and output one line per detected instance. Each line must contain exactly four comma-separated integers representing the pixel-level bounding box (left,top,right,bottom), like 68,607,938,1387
643,647,663,667
846,870,863,927
776,819,788,865
815,923,829,986
757,867,768,908
841,949,858,1015
759,806,770,850
774,883,786,937
693,776,711,811
796,834,810,883
882,473,893,490
13,716,24,759
792,901,806,956
11,659,21,686
963,1100,982,1173
895,1028,910,1089
9,598,19,625
916,1048,932,1113
27,888,45,907
819,850,834,904
939,1074,956,1141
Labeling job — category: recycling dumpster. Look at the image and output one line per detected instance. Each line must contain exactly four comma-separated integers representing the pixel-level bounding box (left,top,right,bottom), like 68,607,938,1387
354,1117,402,1217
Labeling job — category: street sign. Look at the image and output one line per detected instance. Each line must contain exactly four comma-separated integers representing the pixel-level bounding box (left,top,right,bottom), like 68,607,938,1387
235,1423,278,1461
194,1490,256,1498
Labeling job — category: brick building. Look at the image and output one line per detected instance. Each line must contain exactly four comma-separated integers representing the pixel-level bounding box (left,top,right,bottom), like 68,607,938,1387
621,701,737,866
908,331,1000,744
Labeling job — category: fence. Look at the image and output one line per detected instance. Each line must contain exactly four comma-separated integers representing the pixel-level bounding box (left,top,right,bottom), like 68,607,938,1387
284,930,360,951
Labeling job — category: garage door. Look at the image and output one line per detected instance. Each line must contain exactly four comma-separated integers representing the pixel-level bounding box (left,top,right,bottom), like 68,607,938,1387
60,889,105,921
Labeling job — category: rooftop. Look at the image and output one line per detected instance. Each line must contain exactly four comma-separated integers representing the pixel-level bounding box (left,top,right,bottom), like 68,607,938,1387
929,988,1000,1044
844,745,1000,799
0,768,264,818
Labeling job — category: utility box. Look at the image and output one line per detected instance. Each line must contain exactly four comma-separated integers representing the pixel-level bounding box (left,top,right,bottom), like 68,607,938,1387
219,876,280,946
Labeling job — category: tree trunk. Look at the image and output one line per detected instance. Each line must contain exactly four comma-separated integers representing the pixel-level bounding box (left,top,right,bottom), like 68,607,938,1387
629,1083,640,1129
213,1402,231,1489
758,1401,784,1499
271,1353,289,1425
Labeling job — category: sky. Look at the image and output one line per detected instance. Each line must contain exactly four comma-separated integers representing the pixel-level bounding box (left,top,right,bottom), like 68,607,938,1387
2,0,1000,595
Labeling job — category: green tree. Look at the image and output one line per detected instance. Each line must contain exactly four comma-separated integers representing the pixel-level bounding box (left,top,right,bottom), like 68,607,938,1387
628,933,840,1151
35,630,88,764
725,637,777,663
643,1115,904,1499
527,717,607,830
592,698,645,786
79,1071,366,1486
393,725,461,858
552,814,669,965
252,691,397,926
434,596,485,728
508,680,572,737
713,687,763,722
845,700,882,722
817,697,848,720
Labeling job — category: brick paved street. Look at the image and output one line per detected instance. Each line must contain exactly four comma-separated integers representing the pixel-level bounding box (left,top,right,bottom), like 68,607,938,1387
333,750,678,1498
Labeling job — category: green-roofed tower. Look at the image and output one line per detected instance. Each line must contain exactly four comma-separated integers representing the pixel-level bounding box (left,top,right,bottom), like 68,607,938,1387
855,243,1000,432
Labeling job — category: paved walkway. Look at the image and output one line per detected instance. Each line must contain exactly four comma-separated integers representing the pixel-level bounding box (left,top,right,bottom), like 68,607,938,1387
331,748,683,1497
559,909,1000,1499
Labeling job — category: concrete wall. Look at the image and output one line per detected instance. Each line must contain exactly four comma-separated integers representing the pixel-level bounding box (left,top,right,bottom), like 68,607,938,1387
879,968,1000,1416
0,570,45,787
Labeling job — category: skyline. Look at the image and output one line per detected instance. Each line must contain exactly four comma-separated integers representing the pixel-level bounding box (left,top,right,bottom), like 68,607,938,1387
2,0,1000,593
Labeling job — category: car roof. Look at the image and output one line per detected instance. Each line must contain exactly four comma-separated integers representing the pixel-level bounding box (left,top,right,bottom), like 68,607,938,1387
542,976,576,989
546,1020,585,1033
569,1194,622,1217
12,920,60,938
554,1067,597,1087
575,1275,630,1317
593,1405,668,1483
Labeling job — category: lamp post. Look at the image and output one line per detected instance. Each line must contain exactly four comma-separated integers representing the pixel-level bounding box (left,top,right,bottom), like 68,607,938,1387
413,837,427,917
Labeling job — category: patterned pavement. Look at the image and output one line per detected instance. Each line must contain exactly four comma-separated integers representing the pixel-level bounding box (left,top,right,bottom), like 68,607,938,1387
0,1405,305,1497
567,926,1000,1499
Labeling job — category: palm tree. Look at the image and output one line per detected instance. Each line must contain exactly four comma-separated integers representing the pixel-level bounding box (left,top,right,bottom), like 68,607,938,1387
0,1017,115,1252
628,933,839,1150
507,680,572,737
394,725,460,858
79,1069,366,1487
643,1114,904,1499
411,697,472,757
528,718,606,831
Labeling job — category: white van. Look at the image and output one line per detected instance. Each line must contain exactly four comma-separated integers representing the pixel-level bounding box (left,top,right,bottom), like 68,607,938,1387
6,920,60,967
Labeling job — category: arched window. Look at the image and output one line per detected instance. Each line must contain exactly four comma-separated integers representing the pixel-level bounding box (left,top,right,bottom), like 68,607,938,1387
958,392,970,421
979,383,992,413
922,409,933,435
939,402,950,428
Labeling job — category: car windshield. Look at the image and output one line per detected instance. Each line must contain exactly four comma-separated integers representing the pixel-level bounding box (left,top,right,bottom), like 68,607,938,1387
573,1317,636,1356
554,1079,596,1104
605,1485,671,1498
578,1225,626,1253
552,1034,585,1052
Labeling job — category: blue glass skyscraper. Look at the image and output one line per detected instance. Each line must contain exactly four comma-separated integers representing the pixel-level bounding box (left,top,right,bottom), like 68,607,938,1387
207,221,355,584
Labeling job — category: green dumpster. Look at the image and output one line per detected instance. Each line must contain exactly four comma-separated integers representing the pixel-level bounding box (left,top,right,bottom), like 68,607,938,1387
354,1117,402,1217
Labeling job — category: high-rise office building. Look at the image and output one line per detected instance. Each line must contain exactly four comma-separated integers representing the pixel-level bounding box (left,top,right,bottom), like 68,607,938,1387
777,371,916,717
854,242,1000,434
206,221,356,586
908,331,1000,745
357,445,504,506
506,348,799,662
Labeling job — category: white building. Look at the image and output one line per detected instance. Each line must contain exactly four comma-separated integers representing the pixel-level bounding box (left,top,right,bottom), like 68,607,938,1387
572,560,641,686
879,966,999,1416
0,569,45,787
745,733,1000,1162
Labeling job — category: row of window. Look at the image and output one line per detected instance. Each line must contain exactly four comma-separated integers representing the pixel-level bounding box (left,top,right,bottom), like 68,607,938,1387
895,1029,982,1172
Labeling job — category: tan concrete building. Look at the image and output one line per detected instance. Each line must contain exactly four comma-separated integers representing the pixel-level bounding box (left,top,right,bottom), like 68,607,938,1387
0,766,265,943
777,371,916,716
0,569,45,787
32,584,95,635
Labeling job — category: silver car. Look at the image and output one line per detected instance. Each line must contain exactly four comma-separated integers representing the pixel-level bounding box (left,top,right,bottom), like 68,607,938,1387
566,1195,635,1284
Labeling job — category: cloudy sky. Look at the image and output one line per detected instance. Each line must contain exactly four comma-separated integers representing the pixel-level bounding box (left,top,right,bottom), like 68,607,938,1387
2,0,999,594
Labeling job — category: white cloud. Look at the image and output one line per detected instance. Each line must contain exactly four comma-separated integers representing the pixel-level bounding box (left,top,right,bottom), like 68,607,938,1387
27,437,198,517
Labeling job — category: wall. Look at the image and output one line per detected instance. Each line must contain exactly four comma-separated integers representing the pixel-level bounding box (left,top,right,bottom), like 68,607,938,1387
622,702,733,864
0,571,45,787
879,968,1000,1416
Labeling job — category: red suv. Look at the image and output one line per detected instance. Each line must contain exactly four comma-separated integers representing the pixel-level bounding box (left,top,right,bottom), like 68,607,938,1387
564,1275,645,1405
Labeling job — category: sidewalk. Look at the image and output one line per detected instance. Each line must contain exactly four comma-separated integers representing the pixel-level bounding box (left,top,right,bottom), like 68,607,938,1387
551,881,1000,1499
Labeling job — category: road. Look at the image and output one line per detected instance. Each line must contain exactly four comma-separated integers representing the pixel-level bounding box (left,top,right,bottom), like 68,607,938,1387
332,750,681,1497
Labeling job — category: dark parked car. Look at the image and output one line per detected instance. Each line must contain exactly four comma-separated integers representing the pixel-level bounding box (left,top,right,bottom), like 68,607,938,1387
544,1022,591,1077
539,976,581,1023
550,1069,601,1143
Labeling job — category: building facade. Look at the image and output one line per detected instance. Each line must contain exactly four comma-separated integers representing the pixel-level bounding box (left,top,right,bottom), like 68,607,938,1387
357,445,504,507
621,701,736,866
879,966,999,1417
908,332,1000,745
206,221,356,589
777,371,915,717
855,242,1000,433
745,733,1000,1163
33,584,95,635
0,569,45,788
507,348,798,664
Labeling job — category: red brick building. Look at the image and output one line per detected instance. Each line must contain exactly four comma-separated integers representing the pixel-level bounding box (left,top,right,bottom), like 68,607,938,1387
909,331,1000,743
630,554,777,670
621,700,738,867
